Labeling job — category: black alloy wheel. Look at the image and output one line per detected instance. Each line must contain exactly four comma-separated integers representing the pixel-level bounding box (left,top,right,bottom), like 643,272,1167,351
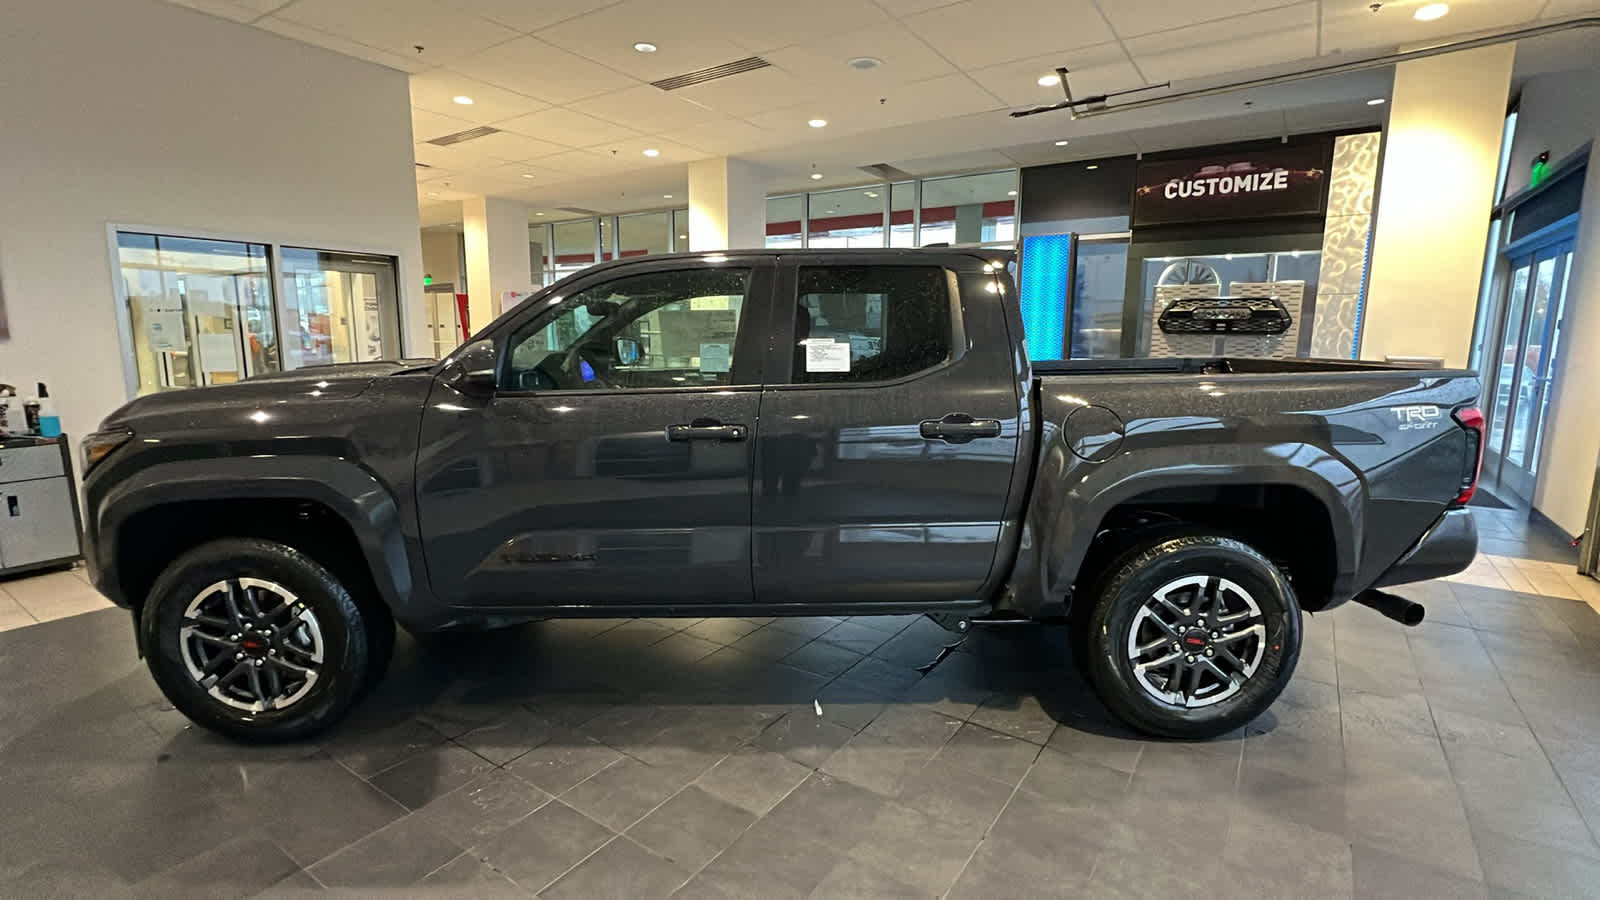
1083,533,1302,740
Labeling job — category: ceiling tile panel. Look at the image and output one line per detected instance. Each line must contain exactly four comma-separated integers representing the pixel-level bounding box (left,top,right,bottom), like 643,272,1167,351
410,107,479,142
273,0,519,64
901,0,1115,69
1099,0,1312,38
670,66,830,118
410,71,549,122
164,0,277,23
871,0,965,16
1125,4,1317,84
435,0,621,33
1001,132,1140,165
1320,0,1544,55
967,42,1143,107
1123,109,1289,152
665,117,777,155
711,0,892,53
533,0,753,82
761,21,957,92
536,150,643,177
255,16,432,72
447,36,639,105
745,72,1005,142
494,107,643,148
580,137,706,163
570,84,722,133
461,131,571,162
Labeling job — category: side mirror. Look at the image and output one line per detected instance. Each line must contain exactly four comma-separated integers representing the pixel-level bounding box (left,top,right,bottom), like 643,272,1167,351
446,339,497,397
614,337,643,366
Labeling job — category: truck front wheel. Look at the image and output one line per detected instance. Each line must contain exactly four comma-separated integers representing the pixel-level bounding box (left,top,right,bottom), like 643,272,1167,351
140,538,372,742
1083,534,1301,740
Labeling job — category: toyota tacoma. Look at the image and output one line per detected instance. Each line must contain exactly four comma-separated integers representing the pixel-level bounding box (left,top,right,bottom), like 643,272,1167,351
79,248,1482,742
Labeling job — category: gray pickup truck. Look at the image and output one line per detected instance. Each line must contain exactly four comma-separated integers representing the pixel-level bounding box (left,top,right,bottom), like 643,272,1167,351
80,248,1482,742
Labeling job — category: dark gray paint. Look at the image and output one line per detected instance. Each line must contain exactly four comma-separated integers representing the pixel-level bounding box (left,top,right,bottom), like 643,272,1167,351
81,249,1480,633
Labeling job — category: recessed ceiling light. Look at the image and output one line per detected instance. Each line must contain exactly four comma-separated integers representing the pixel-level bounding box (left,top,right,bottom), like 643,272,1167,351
520,173,535,179
642,148,660,157
826,208,836,214
1367,97,1387,105
452,95,474,105
1037,74,1061,87
663,194,673,199
678,233,687,239
847,56,882,70
808,118,828,128
1414,3,1448,20
535,211,545,216
810,172,824,180
634,41,657,52
1086,164,1099,170
1007,190,1017,196
1054,139,1070,146
426,191,440,198
864,191,879,198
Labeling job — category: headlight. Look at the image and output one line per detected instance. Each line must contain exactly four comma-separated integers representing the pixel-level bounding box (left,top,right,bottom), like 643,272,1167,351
81,429,133,472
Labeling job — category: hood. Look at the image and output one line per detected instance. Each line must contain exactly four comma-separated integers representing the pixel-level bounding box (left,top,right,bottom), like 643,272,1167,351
98,360,433,430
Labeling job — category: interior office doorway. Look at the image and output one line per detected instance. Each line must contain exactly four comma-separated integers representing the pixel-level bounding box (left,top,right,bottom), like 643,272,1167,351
279,248,402,369
1479,231,1577,503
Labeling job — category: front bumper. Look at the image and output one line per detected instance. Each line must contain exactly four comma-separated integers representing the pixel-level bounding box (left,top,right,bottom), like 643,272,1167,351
1372,507,1478,588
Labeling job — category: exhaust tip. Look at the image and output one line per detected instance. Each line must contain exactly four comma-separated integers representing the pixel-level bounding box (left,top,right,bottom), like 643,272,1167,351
1354,589,1426,627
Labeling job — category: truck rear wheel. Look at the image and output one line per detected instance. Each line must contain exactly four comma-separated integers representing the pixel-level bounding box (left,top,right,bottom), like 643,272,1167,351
1083,534,1301,740
140,538,371,742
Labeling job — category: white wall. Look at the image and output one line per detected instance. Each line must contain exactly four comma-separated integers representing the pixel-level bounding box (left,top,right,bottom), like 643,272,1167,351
0,0,424,444
1505,70,1600,198
1361,45,1516,368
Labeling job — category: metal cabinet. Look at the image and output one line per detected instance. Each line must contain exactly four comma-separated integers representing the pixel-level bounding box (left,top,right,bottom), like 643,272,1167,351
0,438,83,576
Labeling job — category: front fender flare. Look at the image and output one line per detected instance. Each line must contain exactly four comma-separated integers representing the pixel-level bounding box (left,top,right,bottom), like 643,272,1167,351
91,455,412,619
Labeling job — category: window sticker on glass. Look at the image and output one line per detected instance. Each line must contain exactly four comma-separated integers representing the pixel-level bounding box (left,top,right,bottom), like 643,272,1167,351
804,338,851,372
690,295,730,311
699,342,731,373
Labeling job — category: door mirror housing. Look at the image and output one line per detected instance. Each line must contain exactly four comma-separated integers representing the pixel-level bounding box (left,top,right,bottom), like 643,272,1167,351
446,339,498,396
614,337,643,366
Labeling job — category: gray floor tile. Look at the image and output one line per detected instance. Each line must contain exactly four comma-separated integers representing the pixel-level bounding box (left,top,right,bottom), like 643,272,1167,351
504,732,623,794
809,857,929,899
695,745,812,815
131,832,300,900
540,836,691,900
784,640,865,677
416,852,528,898
755,710,857,767
560,755,704,830
725,624,815,662
844,801,978,895
935,721,1041,786
368,742,495,810
1474,827,1600,899
473,799,614,891
628,785,757,870
1351,842,1489,900
946,839,1090,899
967,692,1062,745
817,620,895,655
761,774,888,855
695,818,844,900
453,706,558,766
410,769,551,849
307,813,465,888
683,617,763,646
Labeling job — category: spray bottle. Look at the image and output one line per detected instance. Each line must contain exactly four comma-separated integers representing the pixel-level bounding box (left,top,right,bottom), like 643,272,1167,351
36,383,61,438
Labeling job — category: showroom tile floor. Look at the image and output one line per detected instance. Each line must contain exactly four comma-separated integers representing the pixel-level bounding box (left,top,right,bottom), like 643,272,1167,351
0,513,1597,898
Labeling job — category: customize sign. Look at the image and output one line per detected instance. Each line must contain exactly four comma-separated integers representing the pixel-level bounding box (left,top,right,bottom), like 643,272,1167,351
1132,143,1332,227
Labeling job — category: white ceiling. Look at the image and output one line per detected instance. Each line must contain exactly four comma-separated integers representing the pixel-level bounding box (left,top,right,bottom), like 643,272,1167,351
168,0,1600,224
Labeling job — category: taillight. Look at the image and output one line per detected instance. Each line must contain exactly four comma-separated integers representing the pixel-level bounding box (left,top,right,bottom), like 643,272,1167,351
1451,407,1485,506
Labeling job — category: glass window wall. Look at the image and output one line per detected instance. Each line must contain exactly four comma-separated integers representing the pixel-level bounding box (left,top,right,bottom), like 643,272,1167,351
116,231,400,395
890,182,916,248
807,186,886,248
919,171,1018,246
766,196,803,248
618,211,671,259
280,248,402,368
117,232,277,394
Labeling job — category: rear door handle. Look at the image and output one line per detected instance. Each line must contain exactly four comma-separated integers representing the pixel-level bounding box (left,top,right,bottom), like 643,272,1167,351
667,419,749,442
920,413,1002,443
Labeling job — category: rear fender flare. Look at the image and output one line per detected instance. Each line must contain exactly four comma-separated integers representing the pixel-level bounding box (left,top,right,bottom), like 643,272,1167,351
1035,442,1363,604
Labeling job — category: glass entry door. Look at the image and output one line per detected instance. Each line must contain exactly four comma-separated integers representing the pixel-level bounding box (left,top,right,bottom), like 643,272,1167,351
1483,240,1575,502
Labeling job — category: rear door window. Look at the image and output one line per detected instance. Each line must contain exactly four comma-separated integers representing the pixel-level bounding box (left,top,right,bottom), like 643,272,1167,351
790,266,952,384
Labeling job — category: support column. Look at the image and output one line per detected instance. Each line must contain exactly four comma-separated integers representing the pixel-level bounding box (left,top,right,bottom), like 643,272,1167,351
462,195,532,335
1360,44,1515,366
688,157,769,251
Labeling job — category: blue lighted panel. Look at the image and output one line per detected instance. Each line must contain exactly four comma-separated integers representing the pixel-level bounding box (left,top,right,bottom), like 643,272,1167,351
1018,233,1073,362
